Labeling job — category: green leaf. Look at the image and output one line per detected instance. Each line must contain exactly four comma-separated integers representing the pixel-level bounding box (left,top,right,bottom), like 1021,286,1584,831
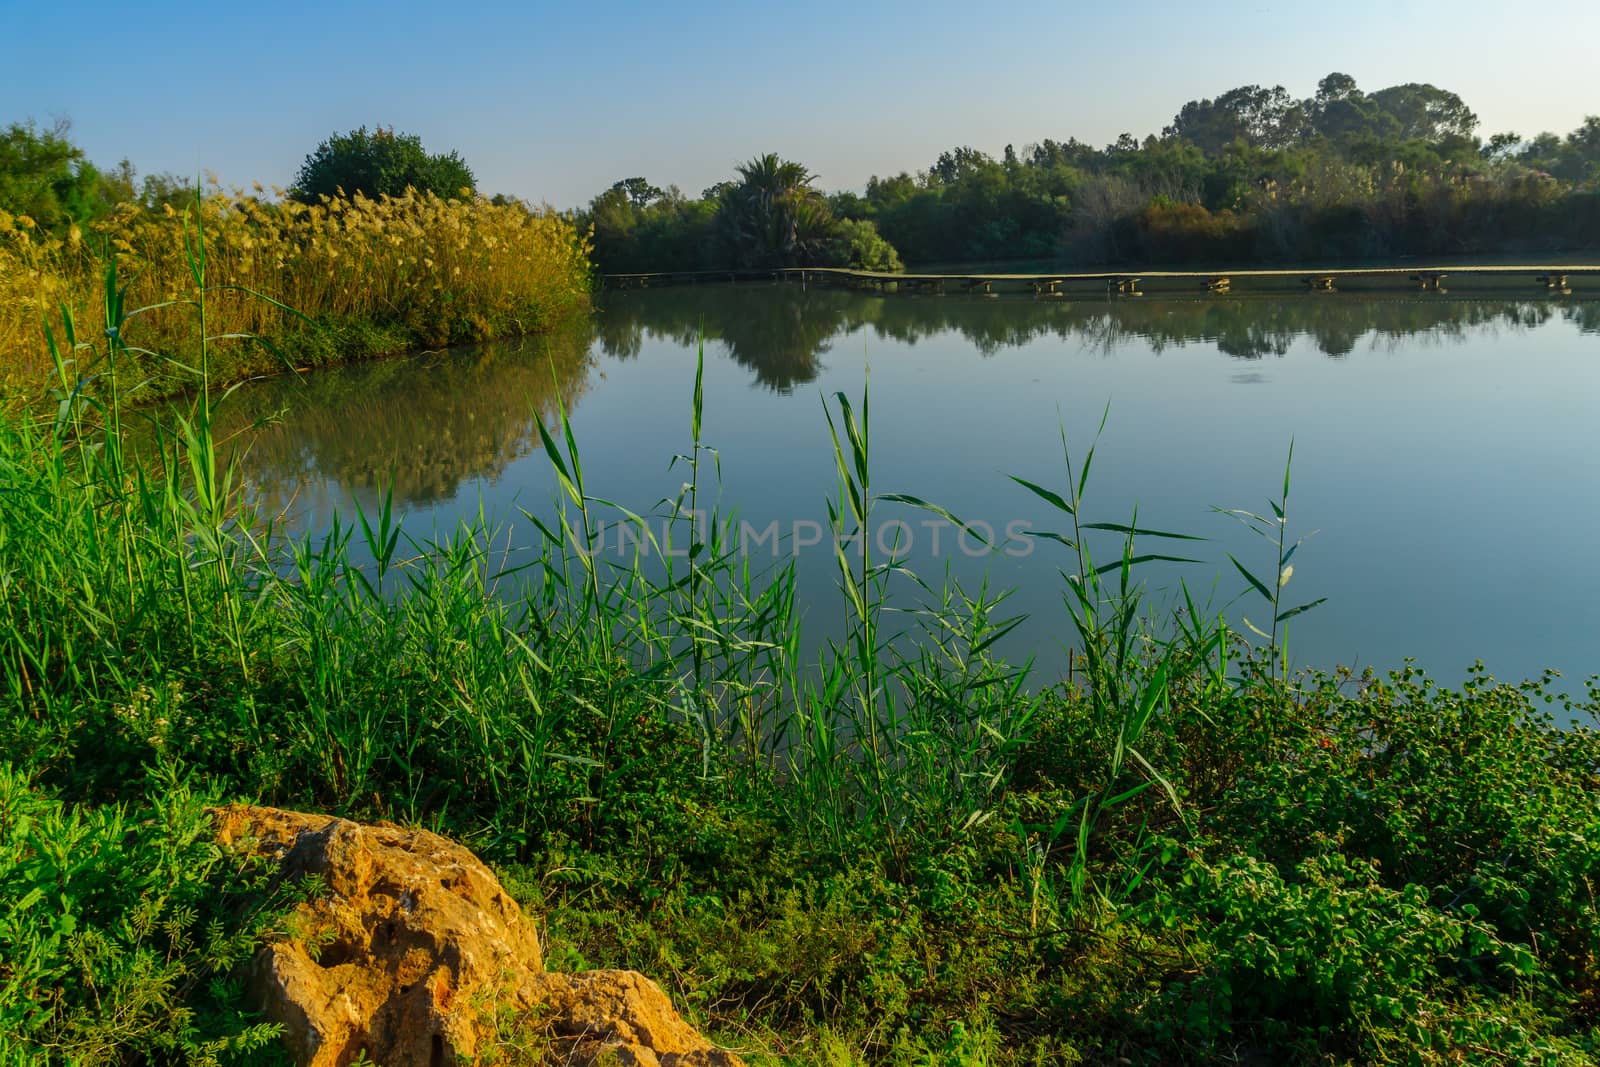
1093,553,1200,575
879,493,990,547
1275,598,1327,623
534,414,572,483
692,327,705,444
1009,475,1075,516
1228,554,1273,602
1023,530,1077,550
1082,522,1205,542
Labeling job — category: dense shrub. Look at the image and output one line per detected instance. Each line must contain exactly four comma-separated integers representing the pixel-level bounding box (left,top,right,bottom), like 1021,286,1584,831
0,765,288,1064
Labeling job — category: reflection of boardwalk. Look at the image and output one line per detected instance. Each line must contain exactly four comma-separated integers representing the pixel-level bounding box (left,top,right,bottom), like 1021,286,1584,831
605,264,1599,296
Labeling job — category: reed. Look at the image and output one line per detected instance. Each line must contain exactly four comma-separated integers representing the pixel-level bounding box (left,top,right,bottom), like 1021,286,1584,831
0,183,591,401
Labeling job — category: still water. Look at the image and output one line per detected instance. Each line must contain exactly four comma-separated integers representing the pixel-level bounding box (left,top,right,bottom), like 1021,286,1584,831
212,284,1600,689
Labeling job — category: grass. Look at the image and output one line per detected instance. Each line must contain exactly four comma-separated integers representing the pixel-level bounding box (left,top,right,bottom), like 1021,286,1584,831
0,182,592,402
2,220,1599,1065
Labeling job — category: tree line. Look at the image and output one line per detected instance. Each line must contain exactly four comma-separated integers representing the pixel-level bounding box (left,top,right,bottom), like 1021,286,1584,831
586,73,1600,271
6,74,1598,277
584,154,902,275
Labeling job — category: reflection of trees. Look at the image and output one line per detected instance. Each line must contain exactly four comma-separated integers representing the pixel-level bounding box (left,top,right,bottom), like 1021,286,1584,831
596,284,868,392
1562,300,1600,334
599,284,1596,382
198,318,594,514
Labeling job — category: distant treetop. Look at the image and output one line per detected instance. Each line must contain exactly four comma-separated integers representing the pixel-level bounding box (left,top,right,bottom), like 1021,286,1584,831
291,126,475,203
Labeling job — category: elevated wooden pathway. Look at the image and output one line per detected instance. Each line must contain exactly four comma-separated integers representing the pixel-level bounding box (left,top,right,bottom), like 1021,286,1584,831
603,265,1597,296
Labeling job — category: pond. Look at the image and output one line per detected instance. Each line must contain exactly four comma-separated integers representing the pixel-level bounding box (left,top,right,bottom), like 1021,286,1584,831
208,283,1600,691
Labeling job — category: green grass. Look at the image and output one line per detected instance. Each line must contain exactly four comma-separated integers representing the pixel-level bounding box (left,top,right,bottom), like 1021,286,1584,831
2,234,1600,1065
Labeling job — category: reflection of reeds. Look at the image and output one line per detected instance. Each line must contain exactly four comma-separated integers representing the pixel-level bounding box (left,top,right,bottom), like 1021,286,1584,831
0,186,592,399
197,323,596,515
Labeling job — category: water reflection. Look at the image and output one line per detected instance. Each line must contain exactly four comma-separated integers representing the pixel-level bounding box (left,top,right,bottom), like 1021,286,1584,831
189,283,1600,689
595,284,853,392
204,284,1598,515
201,319,593,515
599,283,1600,385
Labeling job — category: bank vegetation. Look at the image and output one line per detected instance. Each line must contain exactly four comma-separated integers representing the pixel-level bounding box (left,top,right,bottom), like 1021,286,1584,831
586,73,1600,274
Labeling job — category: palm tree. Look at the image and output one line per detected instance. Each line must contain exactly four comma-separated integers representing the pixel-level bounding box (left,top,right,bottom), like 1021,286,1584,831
721,154,829,268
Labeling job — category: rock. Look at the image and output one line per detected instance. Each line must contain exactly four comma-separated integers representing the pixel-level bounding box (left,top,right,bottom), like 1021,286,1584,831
518,971,744,1067
214,806,742,1067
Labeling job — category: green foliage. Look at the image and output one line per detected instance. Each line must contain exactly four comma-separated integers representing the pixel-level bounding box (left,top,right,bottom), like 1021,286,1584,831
821,217,903,272
0,120,190,234
585,155,904,274
290,125,475,203
1151,848,1593,1064
1166,84,1309,153
5,238,1600,1063
0,765,288,1065
585,75,1599,273
1218,665,1600,1004
587,184,721,273
0,120,115,232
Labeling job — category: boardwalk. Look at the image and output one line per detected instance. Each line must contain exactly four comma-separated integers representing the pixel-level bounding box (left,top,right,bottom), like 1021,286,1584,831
603,264,1597,295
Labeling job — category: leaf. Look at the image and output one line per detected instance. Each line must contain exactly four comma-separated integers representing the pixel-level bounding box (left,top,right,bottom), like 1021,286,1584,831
1276,598,1327,623
1023,530,1077,550
534,414,573,483
1082,522,1205,542
879,493,989,547
1008,475,1074,516
970,613,1027,656
1128,746,1185,825
692,328,705,444
1228,554,1273,602
1103,780,1154,807
207,284,316,325
1093,553,1201,575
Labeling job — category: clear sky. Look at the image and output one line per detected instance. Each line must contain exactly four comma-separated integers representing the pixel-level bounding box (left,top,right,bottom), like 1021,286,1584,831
5,0,1597,209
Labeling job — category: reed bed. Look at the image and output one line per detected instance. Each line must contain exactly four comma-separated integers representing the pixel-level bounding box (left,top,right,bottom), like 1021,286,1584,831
0,185,592,400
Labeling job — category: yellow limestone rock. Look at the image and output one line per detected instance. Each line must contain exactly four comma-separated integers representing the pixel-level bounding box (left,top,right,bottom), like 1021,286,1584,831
215,806,742,1067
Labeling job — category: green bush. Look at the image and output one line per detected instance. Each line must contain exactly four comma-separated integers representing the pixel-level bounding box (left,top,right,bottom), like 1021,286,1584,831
290,125,474,203
0,764,287,1065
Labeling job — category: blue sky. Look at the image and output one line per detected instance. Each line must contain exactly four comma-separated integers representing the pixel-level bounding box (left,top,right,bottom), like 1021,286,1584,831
5,0,1596,208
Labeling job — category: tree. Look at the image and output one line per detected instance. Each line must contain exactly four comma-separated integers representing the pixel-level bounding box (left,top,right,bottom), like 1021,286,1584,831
291,126,475,203
825,217,903,272
1558,116,1600,181
0,119,111,230
1366,84,1479,141
929,146,994,185
1166,85,1306,154
1307,73,1393,145
611,177,664,209
1315,72,1360,104
719,154,827,267
1482,132,1523,161
1518,132,1564,171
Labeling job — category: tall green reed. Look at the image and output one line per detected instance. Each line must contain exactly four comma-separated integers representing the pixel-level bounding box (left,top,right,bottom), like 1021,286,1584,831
1002,410,1224,905
1218,441,1324,683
